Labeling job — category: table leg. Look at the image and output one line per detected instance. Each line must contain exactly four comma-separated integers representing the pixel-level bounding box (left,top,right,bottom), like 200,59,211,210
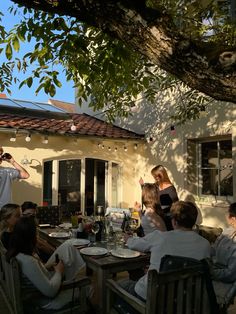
96,268,110,314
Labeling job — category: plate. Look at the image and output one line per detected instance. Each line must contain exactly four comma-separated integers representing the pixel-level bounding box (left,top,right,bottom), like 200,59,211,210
49,232,70,238
111,248,141,258
58,223,72,229
67,239,90,246
80,247,108,256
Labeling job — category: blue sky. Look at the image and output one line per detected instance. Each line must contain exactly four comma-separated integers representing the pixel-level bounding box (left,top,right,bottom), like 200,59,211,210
0,0,75,104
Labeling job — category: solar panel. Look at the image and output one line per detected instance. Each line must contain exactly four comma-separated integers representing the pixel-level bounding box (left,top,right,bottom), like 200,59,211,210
0,98,21,108
35,102,66,113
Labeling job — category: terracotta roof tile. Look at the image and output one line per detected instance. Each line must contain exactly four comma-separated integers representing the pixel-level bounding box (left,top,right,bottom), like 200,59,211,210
0,112,144,140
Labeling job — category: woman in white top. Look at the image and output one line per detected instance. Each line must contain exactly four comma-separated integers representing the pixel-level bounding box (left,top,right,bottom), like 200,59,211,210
6,216,86,310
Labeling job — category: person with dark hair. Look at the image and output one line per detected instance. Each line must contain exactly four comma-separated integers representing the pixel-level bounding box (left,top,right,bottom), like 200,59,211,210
123,201,210,301
21,201,55,262
0,203,21,249
21,201,38,216
211,203,236,282
139,165,178,230
0,147,29,209
6,216,86,310
139,183,166,235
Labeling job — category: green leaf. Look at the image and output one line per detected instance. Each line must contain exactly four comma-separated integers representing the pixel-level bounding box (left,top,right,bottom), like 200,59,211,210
5,43,12,60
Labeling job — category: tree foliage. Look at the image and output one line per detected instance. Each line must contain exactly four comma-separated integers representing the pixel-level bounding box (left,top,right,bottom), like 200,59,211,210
0,0,235,123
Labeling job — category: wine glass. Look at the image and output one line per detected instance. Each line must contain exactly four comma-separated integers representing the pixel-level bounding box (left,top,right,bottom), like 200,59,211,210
129,218,140,235
91,222,100,245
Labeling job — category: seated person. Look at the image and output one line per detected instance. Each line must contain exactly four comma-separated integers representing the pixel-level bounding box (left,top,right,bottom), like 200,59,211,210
6,216,87,310
0,203,22,248
210,202,236,302
123,201,210,301
21,201,55,262
136,183,166,235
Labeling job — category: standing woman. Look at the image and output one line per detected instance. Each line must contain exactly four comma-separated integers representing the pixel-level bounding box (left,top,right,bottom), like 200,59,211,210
151,165,178,230
140,183,166,235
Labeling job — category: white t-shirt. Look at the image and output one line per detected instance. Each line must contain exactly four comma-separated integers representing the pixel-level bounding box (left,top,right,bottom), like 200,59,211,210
0,167,19,208
127,229,211,300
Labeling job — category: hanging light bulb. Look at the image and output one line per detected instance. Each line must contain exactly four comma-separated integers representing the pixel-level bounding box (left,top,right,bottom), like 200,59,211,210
10,131,17,142
98,143,102,148
134,144,138,150
170,125,176,136
70,122,77,131
199,105,208,118
108,147,111,151
25,134,31,142
102,145,105,149
42,135,48,144
114,147,118,152
124,146,128,152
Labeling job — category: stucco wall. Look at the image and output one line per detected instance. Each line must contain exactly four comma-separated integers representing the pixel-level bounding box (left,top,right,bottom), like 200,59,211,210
116,98,236,229
0,132,148,211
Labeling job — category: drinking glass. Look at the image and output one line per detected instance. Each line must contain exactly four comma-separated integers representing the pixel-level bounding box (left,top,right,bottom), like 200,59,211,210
91,222,100,245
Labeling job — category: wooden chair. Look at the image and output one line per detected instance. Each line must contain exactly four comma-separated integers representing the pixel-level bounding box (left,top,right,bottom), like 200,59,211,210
106,255,221,314
0,243,91,314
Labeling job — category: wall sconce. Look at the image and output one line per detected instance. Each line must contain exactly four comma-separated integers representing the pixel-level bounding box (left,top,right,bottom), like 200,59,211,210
20,156,41,166
21,156,31,165
42,135,48,144
25,134,31,142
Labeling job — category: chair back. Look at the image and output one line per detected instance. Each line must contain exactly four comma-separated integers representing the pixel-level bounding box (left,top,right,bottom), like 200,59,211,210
0,243,23,314
36,206,61,226
145,255,219,314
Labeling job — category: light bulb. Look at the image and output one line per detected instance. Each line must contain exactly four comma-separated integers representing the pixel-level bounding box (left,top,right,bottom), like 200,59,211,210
124,146,128,152
25,134,31,142
70,123,77,131
108,147,111,151
170,126,176,136
42,136,48,144
10,135,16,142
134,144,138,150
114,147,118,152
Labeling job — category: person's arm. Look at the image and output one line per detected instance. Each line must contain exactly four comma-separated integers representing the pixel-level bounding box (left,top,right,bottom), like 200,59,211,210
7,156,30,179
37,236,55,255
18,255,63,297
127,230,161,252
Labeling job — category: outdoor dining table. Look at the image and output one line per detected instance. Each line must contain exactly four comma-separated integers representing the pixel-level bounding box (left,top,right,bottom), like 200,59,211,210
38,227,150,314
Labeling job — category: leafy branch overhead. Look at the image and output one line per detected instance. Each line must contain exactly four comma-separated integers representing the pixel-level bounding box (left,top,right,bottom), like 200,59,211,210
0,0,236,123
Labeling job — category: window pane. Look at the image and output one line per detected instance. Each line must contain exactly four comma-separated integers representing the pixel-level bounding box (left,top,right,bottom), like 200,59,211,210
43,161,52,206
219,140,233,196
59,160,81,212
201,169,218,195
201,142,218,168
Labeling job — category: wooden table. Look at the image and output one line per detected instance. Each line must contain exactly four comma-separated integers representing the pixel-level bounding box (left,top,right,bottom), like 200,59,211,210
38,227,150,314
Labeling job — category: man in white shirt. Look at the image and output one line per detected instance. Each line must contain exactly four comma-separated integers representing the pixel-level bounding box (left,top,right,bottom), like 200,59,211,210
126,201,211,300
0,147,29,209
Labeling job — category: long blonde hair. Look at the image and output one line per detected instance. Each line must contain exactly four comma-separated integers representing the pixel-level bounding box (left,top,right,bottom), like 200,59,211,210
151,165,172,184
142,183,163,216
0,203,20,236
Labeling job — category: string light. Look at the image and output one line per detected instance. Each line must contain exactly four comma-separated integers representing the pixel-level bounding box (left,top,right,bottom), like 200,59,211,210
114,147,118,152
10,131,17,142
42,135,48,144
70,122,77,131
134,144,138,150
170,125,176,136
199,105,208,118
124,146,128,152
108,147,111,151
25,134,31,142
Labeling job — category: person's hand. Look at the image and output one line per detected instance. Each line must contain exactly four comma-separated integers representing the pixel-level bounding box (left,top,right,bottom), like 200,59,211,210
139,177,144,186
54,260,65,274
124,232,133,243
134,201,141,211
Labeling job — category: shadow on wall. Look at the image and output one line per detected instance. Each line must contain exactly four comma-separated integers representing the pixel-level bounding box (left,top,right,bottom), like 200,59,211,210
12,179,43,207
178,190,203,225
